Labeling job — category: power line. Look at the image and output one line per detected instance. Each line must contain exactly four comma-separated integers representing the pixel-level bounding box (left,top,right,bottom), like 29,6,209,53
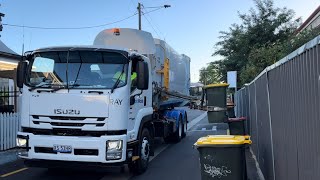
3,12,137,30
143,7,163,15
143,10,165,39
142,13,161,38
143,5,170,9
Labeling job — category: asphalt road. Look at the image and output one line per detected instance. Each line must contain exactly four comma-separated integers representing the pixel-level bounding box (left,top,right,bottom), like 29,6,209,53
0,108,207,180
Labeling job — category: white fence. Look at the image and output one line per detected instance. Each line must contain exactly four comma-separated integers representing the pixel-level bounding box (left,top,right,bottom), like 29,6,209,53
0,113,20,151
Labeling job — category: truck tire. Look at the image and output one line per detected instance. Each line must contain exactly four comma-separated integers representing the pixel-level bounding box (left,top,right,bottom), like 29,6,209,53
172,115,183,143
164,115,182,143
129,128,151,174
182,113,187,138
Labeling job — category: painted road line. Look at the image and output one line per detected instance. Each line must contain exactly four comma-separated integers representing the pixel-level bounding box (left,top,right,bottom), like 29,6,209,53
187,111,207,130
150,144,170,162
0,167,28,178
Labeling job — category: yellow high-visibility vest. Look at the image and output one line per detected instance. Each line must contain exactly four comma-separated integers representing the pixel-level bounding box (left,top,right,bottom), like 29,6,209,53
113,72,126,81
131,72,137,81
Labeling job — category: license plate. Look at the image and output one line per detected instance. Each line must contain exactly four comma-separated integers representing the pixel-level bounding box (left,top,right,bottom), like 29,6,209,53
53,145,72,153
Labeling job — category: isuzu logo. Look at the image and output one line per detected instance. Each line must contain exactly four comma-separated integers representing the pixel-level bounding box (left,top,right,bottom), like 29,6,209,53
54,109,80,115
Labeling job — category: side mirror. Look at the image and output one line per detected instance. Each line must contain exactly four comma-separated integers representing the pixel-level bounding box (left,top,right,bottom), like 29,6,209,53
136,61,149,90
17,61,28,88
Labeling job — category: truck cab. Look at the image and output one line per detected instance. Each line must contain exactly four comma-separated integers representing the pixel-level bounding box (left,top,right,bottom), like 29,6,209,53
16,46,155,173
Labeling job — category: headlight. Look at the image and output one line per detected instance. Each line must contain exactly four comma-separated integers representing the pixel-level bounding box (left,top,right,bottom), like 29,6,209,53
16,135,28,148
106,140,123,160
107,140,122,150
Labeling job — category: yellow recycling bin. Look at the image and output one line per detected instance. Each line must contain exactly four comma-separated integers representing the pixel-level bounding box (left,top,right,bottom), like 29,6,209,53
195,135,252,180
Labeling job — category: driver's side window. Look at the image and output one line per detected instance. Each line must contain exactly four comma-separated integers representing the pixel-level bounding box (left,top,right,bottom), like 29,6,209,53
131,61,137,92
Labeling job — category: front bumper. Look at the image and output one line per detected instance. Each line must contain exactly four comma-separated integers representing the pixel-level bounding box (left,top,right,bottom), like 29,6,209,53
17,132,127,164
24,159,125,169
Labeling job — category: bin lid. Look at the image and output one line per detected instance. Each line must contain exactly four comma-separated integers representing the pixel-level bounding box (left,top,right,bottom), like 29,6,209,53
204,83,229,89
195,135,252,146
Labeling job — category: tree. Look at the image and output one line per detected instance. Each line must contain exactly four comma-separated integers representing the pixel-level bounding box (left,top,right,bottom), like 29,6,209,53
204,0,301,87
199,62,224,85
240,28,320,85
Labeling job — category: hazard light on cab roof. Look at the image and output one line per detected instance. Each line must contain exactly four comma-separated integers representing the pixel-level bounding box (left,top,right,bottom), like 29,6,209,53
93,28,156,55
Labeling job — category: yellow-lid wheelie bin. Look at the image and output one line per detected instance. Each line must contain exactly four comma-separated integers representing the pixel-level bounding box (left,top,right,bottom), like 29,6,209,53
204,83,229,123
195,135,251,180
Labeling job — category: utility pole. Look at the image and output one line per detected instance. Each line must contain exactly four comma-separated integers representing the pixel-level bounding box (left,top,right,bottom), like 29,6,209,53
0,3,4,33
137,3,171,30
137,2,142,30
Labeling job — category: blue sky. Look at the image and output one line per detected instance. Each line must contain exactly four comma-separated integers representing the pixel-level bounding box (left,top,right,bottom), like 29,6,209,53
1,0,319,82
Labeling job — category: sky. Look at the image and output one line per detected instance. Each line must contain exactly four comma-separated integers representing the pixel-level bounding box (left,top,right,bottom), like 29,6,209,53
1,0,319,82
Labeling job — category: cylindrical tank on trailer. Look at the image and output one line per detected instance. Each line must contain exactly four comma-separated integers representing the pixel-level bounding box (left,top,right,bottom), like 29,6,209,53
93,28,190,106
154,39,190,96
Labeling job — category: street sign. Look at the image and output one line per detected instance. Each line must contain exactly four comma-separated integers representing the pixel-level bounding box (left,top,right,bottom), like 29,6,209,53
227,71,237,88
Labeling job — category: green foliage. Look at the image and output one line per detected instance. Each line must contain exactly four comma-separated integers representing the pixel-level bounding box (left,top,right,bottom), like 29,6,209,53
241,28,320,85
199,62,224,85
199,0,307,87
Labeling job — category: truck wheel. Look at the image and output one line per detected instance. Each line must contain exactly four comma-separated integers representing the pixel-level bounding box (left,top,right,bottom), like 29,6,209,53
172,115,182,143
182,113,187,138
129,128,151,174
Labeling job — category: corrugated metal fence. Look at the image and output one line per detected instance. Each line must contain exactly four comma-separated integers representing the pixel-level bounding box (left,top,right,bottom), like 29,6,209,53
0,113,20,151
236,35,320,180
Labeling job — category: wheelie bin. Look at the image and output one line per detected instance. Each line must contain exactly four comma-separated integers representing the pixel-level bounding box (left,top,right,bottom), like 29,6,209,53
228,117,246,135
204,83,229,123
195,135,251,180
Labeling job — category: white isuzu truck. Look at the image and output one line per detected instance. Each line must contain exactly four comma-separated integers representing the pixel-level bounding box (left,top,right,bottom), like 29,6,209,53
16,28,191,174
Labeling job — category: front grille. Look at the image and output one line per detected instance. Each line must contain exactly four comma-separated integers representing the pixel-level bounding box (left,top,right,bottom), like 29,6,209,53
50,122,85,127
32,115,105,121
31,115,106,128
22,127,126,137
34,146,98,156
49,116,87,121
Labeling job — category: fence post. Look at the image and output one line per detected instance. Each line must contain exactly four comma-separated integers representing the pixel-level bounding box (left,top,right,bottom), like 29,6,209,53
4,113,8,150
248,86,251,135
0,113,3,150
254,82,260,160
266,71,276,180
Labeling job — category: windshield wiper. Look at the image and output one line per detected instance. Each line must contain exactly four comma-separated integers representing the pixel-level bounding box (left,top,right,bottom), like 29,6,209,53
69,51,83,90
28,83,53,91
29,84,68,93
50,85,68,92
111,64,125,93
40,84,81,93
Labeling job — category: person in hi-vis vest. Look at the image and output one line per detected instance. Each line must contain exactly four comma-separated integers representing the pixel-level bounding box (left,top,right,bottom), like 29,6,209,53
113,67,137,92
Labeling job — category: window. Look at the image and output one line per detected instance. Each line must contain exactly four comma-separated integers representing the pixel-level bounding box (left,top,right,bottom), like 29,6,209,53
27,51,129,89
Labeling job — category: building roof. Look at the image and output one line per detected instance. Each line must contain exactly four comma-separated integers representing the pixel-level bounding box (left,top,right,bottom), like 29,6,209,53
295,5,320,33
0,40,20,60
190,82,204,87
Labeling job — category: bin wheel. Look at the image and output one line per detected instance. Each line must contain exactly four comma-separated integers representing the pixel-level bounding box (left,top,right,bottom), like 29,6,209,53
128,128,151,174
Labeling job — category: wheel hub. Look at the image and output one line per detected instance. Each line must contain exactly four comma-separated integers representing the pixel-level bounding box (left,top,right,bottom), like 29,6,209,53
141,137,150,160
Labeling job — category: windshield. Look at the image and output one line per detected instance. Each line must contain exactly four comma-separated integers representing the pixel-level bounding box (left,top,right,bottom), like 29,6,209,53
27,51,128,89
